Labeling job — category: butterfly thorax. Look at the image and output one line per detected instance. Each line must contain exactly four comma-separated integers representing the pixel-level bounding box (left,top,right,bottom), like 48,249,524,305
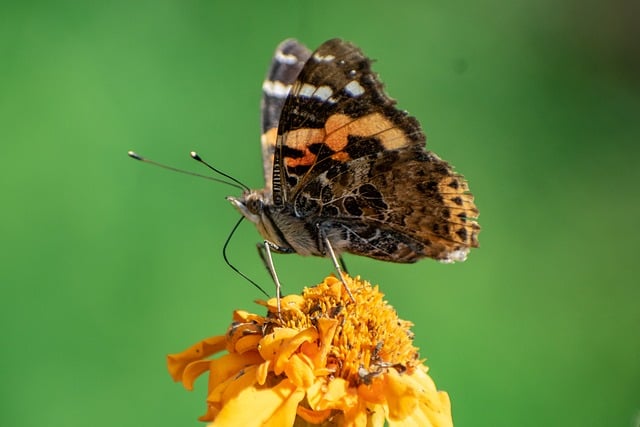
228,189,321,256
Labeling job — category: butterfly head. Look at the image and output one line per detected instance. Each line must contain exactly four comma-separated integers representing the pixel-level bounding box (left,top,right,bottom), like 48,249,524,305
226,190,268,224
227,189,307,255
227,189,288,248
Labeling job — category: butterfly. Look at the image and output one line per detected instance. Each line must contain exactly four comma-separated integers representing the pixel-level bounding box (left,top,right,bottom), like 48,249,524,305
227,39,479,299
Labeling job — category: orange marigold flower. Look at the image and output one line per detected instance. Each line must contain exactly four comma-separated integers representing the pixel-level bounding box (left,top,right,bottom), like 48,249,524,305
167,275,454,427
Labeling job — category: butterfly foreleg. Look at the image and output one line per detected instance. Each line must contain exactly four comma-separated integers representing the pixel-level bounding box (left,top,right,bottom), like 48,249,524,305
318,225,356,302
256,240,293,316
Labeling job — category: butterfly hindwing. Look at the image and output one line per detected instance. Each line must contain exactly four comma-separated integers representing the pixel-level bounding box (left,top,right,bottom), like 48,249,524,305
294,148,479,262
261,39,311,194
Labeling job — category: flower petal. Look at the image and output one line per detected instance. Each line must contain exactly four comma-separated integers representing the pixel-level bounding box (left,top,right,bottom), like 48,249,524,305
211,377,303,427
309,377,359,413
256,360,271,386
296,406,332,424
181,359,211,391
357,379,386,404
284,353,315,389
342,403,370,427
232,309,265,323
207,351,263,392
305,378,327,410
313,317,339,366
258,328,299,361
259,327,318,375
233,334,262,354
384,369,418,420
167,335,226,382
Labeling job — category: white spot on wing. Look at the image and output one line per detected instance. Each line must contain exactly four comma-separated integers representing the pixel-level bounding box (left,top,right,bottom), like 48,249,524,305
314,85,333,101
299,83,316,97
262,80,291,98
344,80,365,97
275,49,298,64
313,52,335,62
297,84,336,104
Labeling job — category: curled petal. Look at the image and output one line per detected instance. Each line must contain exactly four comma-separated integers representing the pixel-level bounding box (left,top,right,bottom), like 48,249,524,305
167,335,226,382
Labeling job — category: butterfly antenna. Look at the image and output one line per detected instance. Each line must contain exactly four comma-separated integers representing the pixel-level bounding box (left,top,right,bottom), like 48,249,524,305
223,216,270,297
128,151,245,191
190,151,250,192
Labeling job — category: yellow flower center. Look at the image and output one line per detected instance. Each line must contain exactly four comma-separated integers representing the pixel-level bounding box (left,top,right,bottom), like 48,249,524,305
266,275,419,387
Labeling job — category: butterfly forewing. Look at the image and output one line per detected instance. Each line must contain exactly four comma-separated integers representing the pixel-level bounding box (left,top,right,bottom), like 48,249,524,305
273,39,427,206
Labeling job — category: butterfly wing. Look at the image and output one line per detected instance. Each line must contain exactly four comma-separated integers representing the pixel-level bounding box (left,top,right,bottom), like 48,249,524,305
260,39,311,195
300,149,480,262
272,38,426,206
273,39,479,262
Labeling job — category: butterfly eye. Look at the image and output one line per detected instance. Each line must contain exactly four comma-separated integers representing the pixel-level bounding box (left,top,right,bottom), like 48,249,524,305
246,197,263,214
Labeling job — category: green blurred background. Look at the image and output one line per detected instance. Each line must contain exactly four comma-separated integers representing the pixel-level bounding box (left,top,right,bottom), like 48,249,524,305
2,1,639,426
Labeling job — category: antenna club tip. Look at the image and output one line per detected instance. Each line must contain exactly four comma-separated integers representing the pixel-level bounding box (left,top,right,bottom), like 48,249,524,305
128,151,143,160
190,151,202,161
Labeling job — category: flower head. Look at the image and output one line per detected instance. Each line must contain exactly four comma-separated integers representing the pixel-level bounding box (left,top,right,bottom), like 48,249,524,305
167,275,453,427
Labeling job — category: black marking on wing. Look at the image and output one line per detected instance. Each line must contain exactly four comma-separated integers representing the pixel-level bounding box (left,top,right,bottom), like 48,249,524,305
261,39,311,134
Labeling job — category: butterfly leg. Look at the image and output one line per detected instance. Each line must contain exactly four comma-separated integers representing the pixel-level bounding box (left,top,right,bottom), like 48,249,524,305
257,240,293,316
256,242,276,285
319,228,356,302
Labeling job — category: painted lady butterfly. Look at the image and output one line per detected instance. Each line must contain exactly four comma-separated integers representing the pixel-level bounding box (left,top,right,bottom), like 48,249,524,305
227,39,480,298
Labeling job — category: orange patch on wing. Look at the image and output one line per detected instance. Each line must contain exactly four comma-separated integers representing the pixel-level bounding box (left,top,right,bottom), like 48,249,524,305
324,113,409,152
331,151,350,162
282,113,410,170
283,128,326,168
286,151,316,168
284,128,326,150
261,128,279,189
376,127,408,150
261,127,278,150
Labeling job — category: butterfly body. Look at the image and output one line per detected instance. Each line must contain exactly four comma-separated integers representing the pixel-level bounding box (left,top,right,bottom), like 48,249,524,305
229,38,479,273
